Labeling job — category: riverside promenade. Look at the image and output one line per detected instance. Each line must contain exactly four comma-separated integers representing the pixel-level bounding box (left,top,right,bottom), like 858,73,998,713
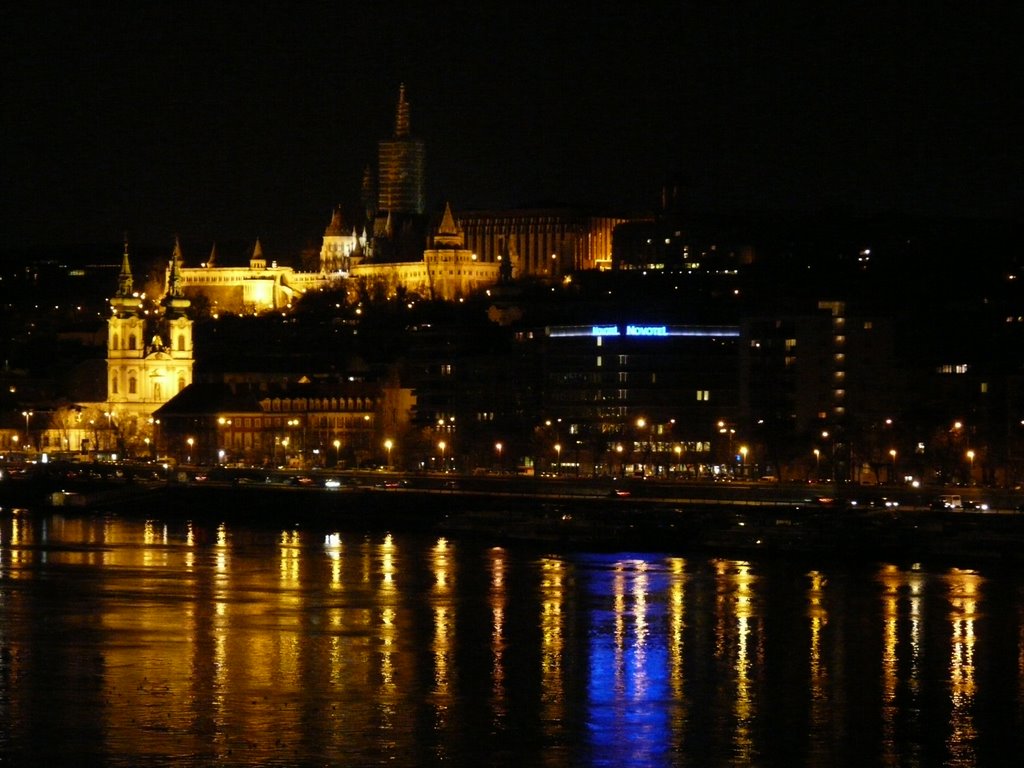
4,461,1024,566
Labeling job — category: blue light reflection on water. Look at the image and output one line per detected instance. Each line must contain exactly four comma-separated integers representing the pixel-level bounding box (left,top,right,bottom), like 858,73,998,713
584,556,677,768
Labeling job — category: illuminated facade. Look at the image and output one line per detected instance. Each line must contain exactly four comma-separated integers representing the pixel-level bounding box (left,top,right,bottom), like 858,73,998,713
177,238,333,314
350,203,500,301
153,379,416,468
458,208,624,278
319,205,366,273
533,322,741,475
61,238,199,454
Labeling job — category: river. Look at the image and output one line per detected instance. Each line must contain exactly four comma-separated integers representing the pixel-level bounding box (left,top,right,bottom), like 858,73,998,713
2,508,1022,767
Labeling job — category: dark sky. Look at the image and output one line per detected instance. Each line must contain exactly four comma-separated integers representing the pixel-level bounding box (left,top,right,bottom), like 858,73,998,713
3,1,1021,255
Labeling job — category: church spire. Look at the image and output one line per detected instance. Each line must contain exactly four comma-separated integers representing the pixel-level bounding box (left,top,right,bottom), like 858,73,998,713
116,235,134,298
167,236,184,298
394,83,411,138
163,236,191,316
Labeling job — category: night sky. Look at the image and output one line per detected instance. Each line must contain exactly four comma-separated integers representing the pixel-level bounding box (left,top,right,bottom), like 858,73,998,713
3,2,1020,255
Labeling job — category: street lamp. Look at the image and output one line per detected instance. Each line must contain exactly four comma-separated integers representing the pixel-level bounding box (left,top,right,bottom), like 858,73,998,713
333,439,341,467
889,449,897,483
384,438,393,469
495,442,503,471
967,449,975,484
186,437,194,464
438,440,447,471
22,410,32,447
554,442,562,474
739,445,748,478
813,448,820,481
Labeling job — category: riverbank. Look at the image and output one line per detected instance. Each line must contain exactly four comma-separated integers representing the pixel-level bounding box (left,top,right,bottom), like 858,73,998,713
5,463,1024,568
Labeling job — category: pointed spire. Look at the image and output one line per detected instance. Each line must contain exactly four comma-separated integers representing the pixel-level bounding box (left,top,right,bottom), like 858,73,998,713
433,202,465,247
250,237,266,269
167,236,184,298
162,236,191,315
207,242,217,267
324,205,345,236
394,83,410,138
116,235,134,298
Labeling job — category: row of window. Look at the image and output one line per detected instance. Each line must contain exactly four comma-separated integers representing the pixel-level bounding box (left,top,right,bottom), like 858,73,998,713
111,375,186,399
111,333,189,352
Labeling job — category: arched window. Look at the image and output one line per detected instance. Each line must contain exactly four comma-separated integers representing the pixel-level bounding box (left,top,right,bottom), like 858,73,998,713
112,376,119,395
128,376,137,394
177,334,185,352
177,376,186,393
128,335,137,350
153,382,162,401
112,333,119,350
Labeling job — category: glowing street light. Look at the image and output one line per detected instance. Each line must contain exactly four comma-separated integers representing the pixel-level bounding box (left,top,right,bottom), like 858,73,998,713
22,410,33,446
495,441,503,469
384,438,393,468
438,440,447,471
554,442,562,473
333,439,341,467
889,449,897,483
813,448,820,480
186,437,194,464
967,449,976,484
739,445,748,477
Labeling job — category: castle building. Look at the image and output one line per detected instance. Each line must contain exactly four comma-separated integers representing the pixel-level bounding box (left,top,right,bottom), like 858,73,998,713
177,238,333,314
319,206,366,273
457,208,624,278
350,203,500,301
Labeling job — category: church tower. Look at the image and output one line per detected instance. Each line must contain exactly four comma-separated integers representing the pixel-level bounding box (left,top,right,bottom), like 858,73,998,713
377,84,425,217
106,238,194,420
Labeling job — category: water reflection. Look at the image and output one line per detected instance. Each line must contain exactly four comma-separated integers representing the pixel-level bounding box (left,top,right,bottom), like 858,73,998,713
1,513,1022,767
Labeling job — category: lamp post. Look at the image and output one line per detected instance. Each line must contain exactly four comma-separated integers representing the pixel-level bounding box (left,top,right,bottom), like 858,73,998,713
495,442,503,472
333,439,341,467
967,449,975,485
813,448,820,482
438,440,447,472
384,438,393,469
22,410,32,449
674,444,682,477
889,449,897,484
186,437,194,465
739,445,748,479
554,442,561,475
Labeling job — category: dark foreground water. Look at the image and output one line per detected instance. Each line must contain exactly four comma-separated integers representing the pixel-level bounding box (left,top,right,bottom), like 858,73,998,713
2,510,1023,767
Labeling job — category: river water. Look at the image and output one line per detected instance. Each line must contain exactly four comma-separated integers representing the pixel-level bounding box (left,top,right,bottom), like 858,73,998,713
2,509,1022,767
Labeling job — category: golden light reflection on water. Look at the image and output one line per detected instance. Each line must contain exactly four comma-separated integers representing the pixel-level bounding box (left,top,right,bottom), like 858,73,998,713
3,515,1023,766
945,568,980,767
431,535,453,700
541,557,566,710
489,547,508,722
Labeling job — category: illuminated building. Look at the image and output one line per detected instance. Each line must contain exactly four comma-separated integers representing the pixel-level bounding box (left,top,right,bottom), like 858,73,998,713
176,238,334,314
96,238,195,448
350,203,500,301
531,322,740,476
152,378,415,468
458,207,625,277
